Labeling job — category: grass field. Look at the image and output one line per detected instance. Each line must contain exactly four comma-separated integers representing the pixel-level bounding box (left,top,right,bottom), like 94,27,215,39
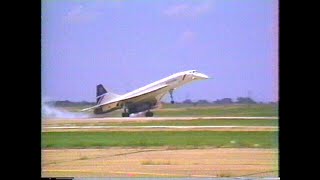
42,131,278,149
155,104,278,117
43,104,279,178
47,119,278,127
60,104,278,117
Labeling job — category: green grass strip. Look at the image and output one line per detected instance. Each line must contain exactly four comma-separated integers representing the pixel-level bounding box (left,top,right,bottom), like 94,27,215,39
42,131,278,149
69,119,278,126
155,105,278,117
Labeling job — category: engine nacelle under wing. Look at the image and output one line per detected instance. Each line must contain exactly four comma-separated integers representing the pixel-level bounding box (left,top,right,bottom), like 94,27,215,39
127,101,157,114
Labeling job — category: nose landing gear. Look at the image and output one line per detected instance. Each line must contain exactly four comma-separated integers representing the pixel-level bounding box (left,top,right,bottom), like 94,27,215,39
122,106,130,117
169,89,174,104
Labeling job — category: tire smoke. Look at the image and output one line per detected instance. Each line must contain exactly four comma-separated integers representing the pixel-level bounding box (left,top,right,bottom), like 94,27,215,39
42,104,90,119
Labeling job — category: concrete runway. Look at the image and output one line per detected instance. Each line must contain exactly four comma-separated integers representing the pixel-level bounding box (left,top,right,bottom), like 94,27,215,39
43,116,278,122
45,125,277,129
43,125,278,132
42,116,278,132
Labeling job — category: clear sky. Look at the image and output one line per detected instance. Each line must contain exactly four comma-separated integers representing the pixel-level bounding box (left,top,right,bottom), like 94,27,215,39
42,0,278,103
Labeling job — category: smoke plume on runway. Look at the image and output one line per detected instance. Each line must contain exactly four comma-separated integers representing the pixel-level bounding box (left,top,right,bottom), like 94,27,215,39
42,104,90,119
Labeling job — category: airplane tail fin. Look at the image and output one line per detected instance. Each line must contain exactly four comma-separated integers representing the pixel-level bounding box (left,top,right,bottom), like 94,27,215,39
96,84,120,105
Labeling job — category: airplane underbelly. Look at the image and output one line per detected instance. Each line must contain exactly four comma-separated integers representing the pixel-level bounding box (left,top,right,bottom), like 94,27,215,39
102,102,119,111
93,102,121,114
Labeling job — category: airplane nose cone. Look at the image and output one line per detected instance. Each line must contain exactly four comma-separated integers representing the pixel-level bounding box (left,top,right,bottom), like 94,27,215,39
196,73,210,79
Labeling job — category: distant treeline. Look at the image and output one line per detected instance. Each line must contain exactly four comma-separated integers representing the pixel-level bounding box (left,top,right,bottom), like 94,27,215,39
181,97,277,105
45,97,277,107
44,100,96,107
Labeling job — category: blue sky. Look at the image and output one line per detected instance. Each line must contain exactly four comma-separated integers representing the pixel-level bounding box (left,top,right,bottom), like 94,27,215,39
42,0,278,103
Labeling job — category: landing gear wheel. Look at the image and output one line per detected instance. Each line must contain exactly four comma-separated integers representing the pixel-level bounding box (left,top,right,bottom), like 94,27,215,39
145,111,154,117
122,112,130,117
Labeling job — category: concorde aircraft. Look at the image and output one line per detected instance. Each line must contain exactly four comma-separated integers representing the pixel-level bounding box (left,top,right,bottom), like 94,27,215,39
81,70,209,117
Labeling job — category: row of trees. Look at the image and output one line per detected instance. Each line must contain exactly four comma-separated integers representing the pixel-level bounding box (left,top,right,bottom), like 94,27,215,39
182,97,277,105
45,100,95,107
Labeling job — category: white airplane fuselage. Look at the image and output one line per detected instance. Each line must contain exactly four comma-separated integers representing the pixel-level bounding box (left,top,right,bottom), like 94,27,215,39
123,70,206,99
83,70,209,116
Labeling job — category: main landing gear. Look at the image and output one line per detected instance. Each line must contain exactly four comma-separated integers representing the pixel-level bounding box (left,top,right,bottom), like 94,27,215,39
122,112,130,117
121,106,154,117
121,111,154,117
145,111,154,117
